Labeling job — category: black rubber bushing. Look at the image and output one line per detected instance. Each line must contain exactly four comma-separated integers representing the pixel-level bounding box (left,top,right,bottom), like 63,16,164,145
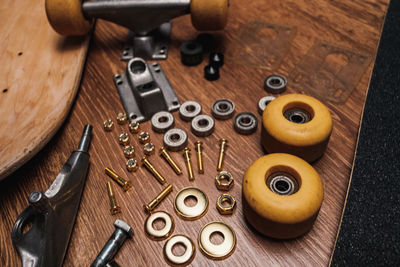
204,65,220,81
196,33,215,53
210,52,224,68
180,41,203,66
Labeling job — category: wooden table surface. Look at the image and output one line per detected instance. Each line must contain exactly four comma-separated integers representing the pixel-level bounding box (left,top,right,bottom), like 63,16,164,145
0,0,389,266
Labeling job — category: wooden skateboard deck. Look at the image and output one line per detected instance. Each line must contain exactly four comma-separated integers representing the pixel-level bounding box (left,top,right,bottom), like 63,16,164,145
0,0,393,266
0,0,90,180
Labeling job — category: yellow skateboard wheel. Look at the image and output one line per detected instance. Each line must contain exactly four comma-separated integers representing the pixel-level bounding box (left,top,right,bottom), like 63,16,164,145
261,94,333,162
45,0,93,36
190,0,229,31
243,153,324,239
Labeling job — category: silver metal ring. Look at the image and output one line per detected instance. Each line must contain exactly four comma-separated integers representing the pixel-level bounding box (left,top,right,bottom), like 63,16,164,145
151,111,175,133
163,235,195,266
163,128,188,152
211,99,235,120
179,101,202,121
266,172,299,196
264,74,287,94
233,112,258,135
258,96,276,115
174,187,208,220
145,211,174,240
198,221,236,260
191,115,215,137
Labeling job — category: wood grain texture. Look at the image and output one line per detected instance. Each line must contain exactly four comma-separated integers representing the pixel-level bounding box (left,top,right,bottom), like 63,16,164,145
0,0,389,266
0,0,90,180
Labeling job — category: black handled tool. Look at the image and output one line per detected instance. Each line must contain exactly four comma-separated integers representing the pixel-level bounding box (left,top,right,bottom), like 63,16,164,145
11,125,93,267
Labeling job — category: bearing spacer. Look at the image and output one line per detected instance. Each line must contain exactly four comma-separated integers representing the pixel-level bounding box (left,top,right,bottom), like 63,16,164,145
211,99,235,120
179,101,202,121
163,128,188,152
233,112,258,135
264,74,287,94
151,111,175,133
258,96,276,115
191,115,215,137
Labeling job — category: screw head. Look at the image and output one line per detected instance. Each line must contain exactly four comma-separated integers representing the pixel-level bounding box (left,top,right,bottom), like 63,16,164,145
103,119,114,131
129,121,140,133
117,113,128,125
123,146,135,159
119,133,130,146
126,159,138,172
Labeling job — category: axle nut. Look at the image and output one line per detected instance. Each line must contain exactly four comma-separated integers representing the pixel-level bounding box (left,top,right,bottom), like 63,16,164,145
215,171,234,191
216,194,236,215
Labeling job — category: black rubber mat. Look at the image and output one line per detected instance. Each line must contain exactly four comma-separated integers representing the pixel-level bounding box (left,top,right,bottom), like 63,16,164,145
330,0,400,265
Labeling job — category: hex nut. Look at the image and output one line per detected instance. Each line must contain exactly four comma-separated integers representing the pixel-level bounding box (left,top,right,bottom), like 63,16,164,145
144,143,155,156
123,146,135,159
117,113,128,124
215,171,234,191
216,194,236,215
103,119,114,131
126,159,139,172
118,133,130,146
129,121,140,133
139,131,150,144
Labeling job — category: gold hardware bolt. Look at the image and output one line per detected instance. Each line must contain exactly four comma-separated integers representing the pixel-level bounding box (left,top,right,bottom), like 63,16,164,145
159,147,182,175
105,167,132,191
106,182,121,215
195,141,204,174
183,148,194,181
141,157,166,185
217,139,228,171
144,184,173,213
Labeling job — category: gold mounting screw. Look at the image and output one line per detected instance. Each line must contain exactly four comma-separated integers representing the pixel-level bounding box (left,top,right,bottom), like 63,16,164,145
117,113,128,124
126,159,139,172
129,121,140,133
105,167,132,191
183,148,194,181
141,157,166,185
144,184,173,213
144,143,155,156
123,145,135,159
217,139,228,171
159,147,182,175
118,133,130,146
106,182,121,215
139,131,150,144
103,119,114,132
195,141,204,174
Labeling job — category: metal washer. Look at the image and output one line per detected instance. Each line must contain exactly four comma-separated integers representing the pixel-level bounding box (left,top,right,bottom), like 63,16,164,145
233,112,258,135
264,74,287,94
151,111,175,133
174,187,208,220
191,115,215,137
198,221,236,260
179,101,202,121
163,128,188,152
163,235,195,266
211,99,235,120
258,96,276,115
144,211,174,241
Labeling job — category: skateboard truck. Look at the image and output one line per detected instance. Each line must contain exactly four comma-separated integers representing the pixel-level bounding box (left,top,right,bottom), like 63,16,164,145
46,0,229,60
114,57,180,122
11,125,92,267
